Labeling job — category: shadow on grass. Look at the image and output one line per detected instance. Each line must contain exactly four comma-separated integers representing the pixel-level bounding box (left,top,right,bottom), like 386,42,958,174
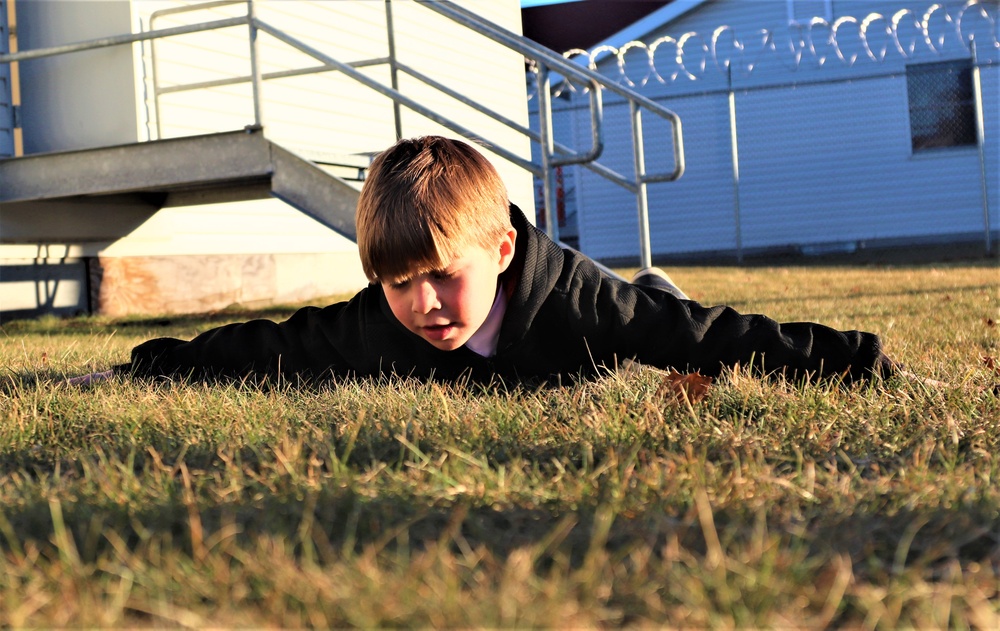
2,470,997,583
1,428,998,582
0,303,331,336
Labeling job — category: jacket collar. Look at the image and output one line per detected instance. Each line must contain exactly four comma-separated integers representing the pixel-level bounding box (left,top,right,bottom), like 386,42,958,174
497,203,564,353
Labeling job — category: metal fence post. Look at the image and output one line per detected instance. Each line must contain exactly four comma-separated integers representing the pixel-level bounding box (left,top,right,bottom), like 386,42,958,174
971,41,993,255
728,65,744,263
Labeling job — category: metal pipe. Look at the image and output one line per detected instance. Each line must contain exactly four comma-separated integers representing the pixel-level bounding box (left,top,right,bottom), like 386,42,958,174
156,58,392,95
254,19,539,174
247,0,263,128
728,65,744,263
398,61,536,139
0,16,248,63
630,102,652,269
0,0,688,267
385,0,403,140
550,85,604,168
537,64,559,240
150,18,164,140
400,62,616,181
971,41,993,255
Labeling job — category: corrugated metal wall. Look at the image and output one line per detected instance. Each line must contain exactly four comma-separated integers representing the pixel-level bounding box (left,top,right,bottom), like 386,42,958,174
550,0,998,261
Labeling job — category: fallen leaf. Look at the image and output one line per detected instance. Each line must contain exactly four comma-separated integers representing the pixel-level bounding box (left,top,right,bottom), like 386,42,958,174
984,356,999,377
658,369,713,405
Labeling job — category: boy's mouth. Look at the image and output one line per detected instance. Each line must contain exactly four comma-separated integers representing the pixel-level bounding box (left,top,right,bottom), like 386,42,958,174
420,323,456,341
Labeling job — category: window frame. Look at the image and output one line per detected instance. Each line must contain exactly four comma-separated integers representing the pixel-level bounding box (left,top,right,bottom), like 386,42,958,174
905,58,978,154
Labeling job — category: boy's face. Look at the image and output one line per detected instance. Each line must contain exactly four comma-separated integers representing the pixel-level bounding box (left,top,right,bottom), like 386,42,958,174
382,229,516,351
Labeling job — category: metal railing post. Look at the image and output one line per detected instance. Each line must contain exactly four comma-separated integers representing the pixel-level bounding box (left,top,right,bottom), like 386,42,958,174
385,0,403,140
630,102,652,269
536,64,559,240
247,0,264,128
150,21,163,140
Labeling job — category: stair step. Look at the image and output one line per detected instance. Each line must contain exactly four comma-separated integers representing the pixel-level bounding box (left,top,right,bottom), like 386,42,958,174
296,149,373,182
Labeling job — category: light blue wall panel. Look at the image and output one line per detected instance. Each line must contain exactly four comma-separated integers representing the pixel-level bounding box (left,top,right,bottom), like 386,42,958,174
736,77,986,248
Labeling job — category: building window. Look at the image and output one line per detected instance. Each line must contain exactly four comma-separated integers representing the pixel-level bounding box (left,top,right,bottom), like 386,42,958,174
906,59,977,152
787,0,832,25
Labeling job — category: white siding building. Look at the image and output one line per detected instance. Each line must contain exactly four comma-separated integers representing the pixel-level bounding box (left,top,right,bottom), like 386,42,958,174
538,0,998,263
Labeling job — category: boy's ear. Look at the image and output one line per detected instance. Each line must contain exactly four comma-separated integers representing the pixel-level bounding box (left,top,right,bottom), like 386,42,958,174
497,228,517,273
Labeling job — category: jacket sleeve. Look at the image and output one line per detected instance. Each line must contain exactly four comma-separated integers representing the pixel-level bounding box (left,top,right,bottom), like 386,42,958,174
123,301,361,381
570,263,892,383
650,298,892,382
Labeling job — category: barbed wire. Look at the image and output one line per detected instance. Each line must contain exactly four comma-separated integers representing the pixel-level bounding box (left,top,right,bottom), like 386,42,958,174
527,0,997,96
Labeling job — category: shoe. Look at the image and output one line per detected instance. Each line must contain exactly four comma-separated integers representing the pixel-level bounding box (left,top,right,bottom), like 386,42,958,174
631,267,688,300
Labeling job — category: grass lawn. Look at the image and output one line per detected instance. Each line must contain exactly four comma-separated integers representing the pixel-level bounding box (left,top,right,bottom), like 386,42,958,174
1,262,998,627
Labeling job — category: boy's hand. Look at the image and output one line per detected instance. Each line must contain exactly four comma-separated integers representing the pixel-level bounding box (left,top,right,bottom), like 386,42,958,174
66,370,115,387
897,368,950,389
878,353,950,388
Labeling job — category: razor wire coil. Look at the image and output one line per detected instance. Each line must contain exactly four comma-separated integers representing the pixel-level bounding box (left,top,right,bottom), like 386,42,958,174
527,1,998,98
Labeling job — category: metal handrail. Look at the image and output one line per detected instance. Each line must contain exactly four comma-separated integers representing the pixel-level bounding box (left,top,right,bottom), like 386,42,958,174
424,0,685,176
421,0,685,266
0,16,247,63
0,0,686,267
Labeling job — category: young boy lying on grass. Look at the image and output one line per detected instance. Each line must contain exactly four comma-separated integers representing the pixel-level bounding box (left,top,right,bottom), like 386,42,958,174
72,136,895,387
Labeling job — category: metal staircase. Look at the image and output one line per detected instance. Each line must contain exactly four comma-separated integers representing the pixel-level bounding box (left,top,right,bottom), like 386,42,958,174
1,0,683,262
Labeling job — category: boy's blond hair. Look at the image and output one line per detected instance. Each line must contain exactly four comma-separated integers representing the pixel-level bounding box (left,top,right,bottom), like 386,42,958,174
356,136,512,284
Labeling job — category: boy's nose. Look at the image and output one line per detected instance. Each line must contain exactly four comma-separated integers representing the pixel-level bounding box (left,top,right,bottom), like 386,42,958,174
412,280,441,314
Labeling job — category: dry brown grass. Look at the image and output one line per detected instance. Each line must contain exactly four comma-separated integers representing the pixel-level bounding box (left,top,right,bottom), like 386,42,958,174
1,262,997,627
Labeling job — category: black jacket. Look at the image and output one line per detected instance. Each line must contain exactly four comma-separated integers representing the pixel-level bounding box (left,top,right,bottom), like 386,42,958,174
127,205,890,384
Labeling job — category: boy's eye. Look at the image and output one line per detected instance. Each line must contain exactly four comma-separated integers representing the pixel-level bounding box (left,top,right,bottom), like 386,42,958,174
389,279,410,290
431,270,454,281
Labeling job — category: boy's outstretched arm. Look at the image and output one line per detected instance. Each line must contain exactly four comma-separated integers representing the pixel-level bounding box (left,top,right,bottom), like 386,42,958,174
669,303,896,382
120,302,360,382
581,272,896,383
121,322,297,381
